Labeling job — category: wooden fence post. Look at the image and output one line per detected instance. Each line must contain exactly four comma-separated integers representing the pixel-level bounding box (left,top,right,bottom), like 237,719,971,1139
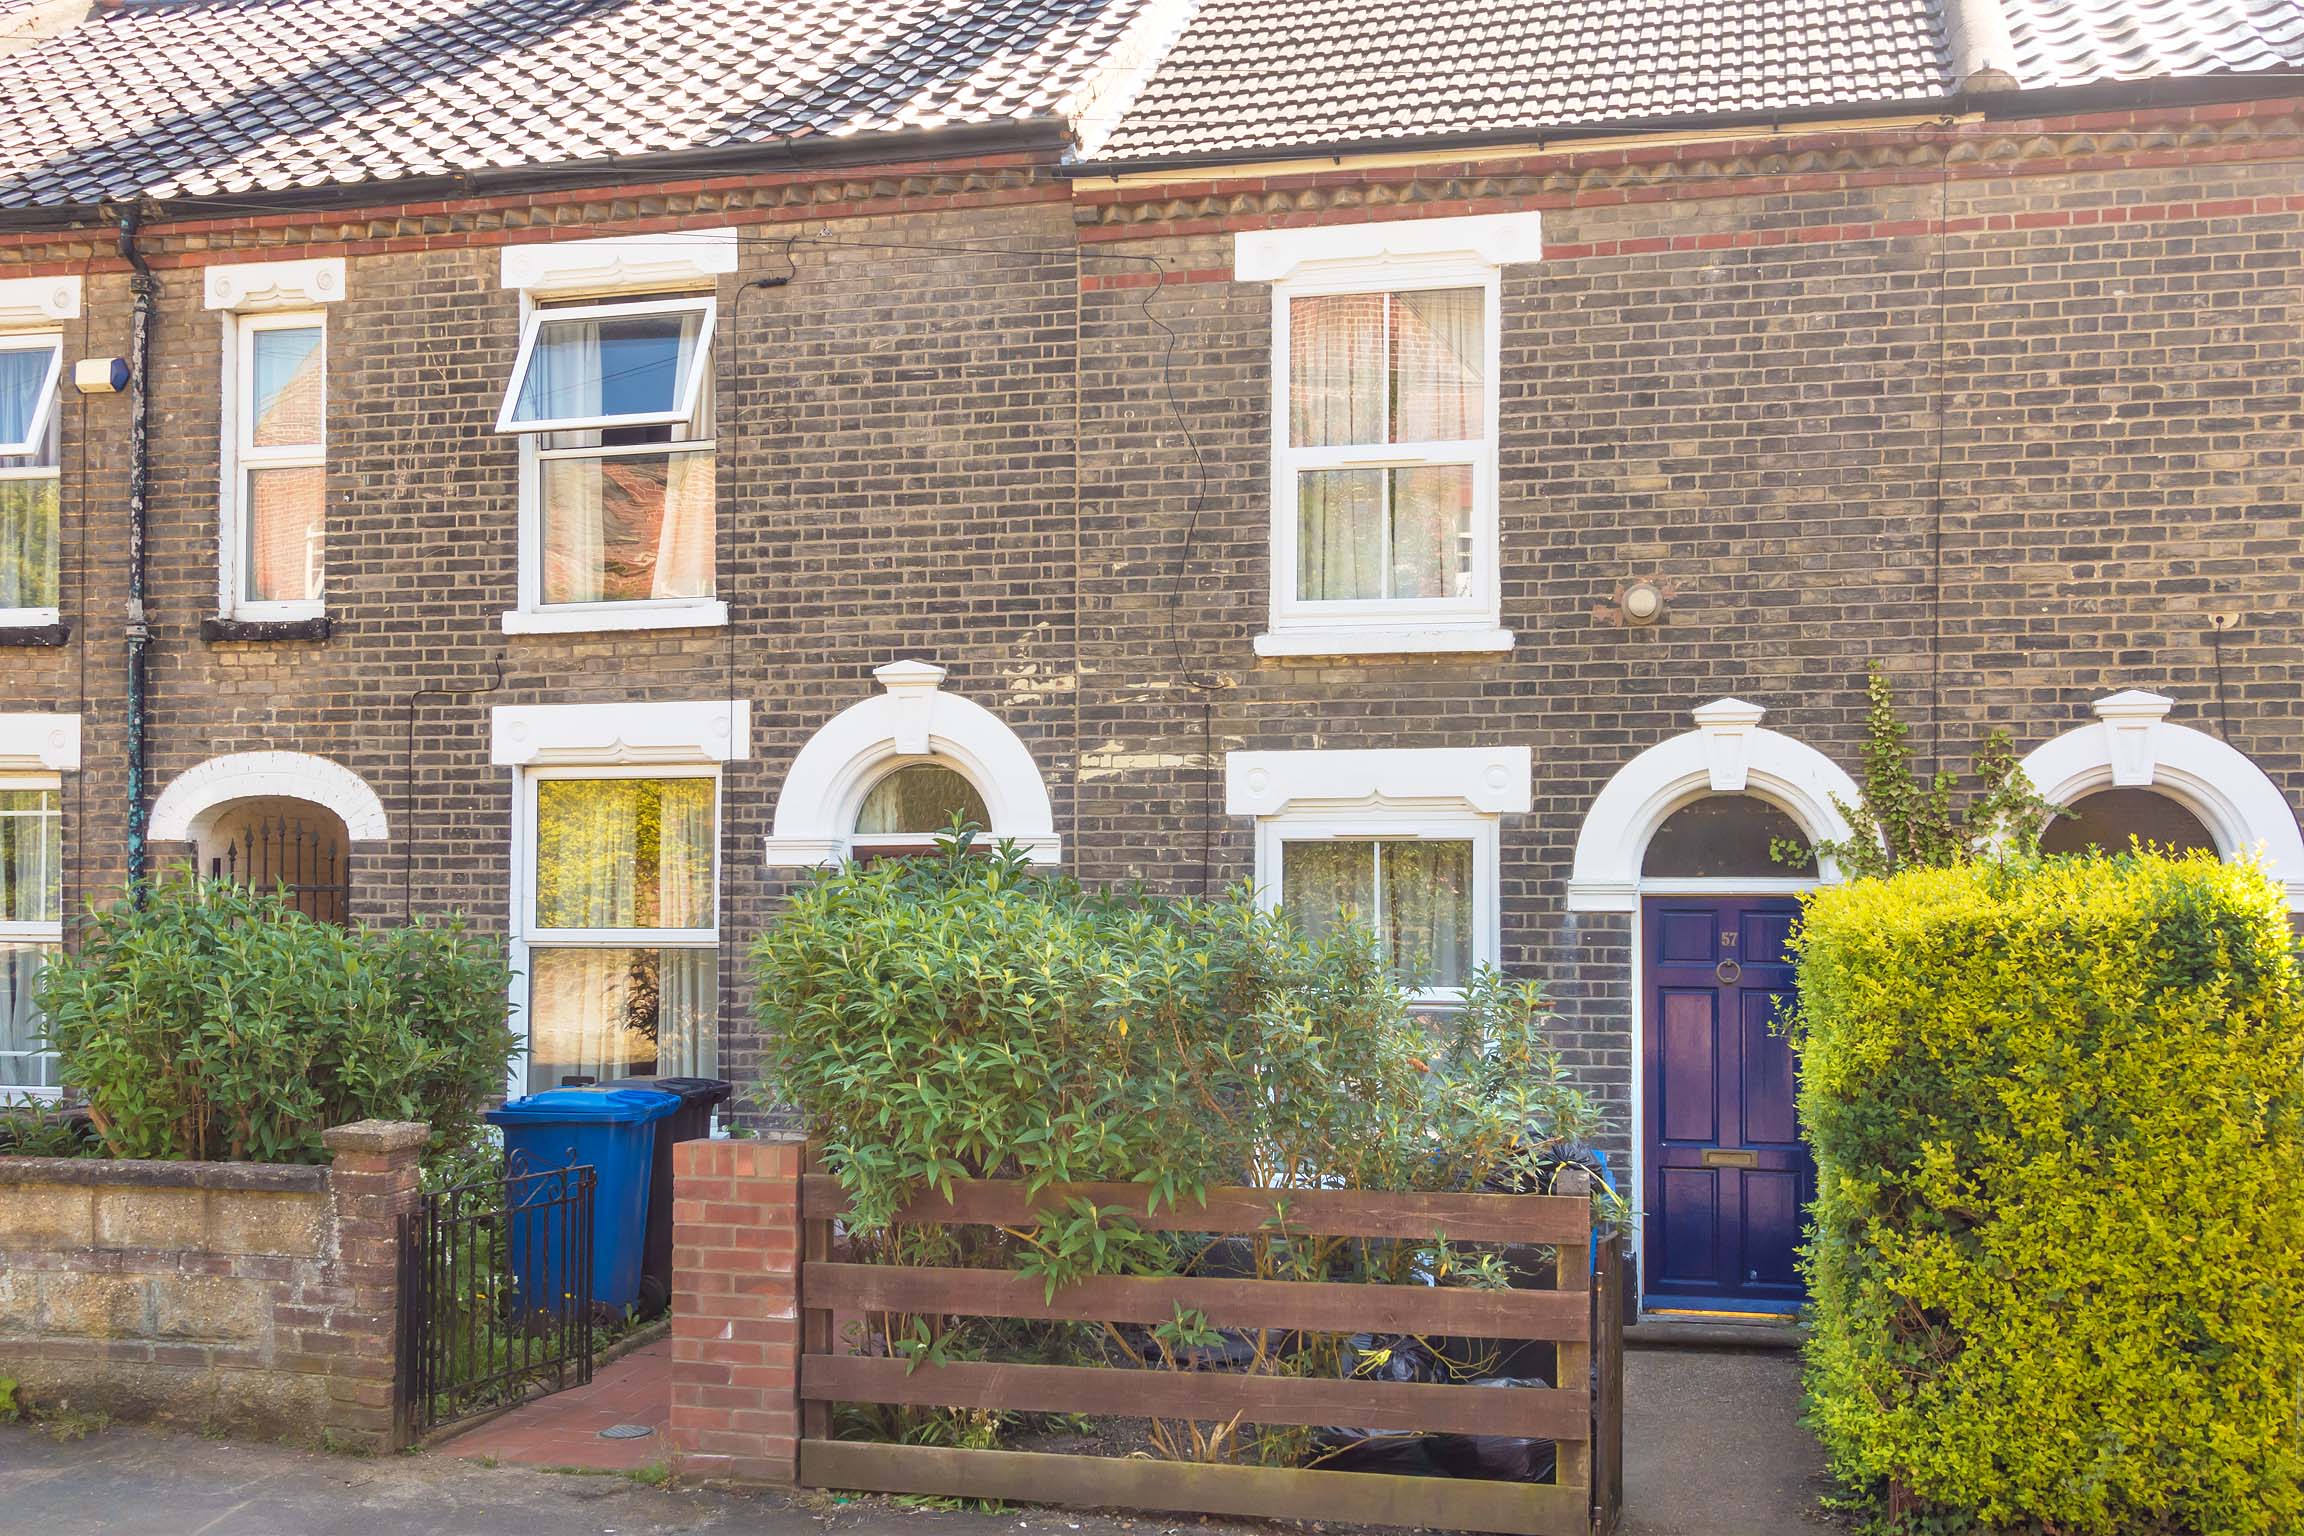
1551,1168,1594,1522
1590,1233,1626,1534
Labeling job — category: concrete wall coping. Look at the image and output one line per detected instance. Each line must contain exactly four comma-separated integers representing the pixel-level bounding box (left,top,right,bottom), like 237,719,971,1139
0,1156,330,1194
320,1119,429,1156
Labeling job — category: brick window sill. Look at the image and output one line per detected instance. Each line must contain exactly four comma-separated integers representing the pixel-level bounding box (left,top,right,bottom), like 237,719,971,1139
202,616,332,643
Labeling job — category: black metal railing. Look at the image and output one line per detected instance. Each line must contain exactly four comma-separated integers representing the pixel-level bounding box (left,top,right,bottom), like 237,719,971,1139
400,1159,597,1436
211,813,350,925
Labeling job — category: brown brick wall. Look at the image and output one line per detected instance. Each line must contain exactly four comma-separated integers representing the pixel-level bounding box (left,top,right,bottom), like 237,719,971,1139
668,1134,803,1484
0,1119,425,1449
4,113,2302,1167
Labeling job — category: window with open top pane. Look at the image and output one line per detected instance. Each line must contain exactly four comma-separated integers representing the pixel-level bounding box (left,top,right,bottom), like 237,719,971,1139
501,295,718,619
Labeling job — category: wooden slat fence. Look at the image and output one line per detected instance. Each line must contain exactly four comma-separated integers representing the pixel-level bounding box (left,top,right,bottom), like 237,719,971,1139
794,1171,1626,1536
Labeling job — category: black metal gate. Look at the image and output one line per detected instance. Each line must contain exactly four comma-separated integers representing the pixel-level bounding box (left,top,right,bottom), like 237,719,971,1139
211,812,351,925
400,1160,598,1436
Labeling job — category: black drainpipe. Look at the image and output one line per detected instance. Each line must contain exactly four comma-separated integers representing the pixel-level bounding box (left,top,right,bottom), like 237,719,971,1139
117,209,154,893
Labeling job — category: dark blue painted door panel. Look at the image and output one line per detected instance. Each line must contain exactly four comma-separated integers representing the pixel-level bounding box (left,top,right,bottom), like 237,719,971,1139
1642,895,1813,1311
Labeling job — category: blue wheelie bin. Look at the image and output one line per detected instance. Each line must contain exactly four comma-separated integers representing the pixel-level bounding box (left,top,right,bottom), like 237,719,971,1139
485,1087,679,1314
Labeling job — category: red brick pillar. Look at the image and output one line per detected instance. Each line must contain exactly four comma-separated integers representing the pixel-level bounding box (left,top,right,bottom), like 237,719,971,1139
321,1119,427,1453
668,1134,805,1484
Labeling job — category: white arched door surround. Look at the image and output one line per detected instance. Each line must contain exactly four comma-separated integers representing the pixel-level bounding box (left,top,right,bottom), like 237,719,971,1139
1566,699,1865,911
149,751,389,845
763,660,1060,867
2020,690,2304,911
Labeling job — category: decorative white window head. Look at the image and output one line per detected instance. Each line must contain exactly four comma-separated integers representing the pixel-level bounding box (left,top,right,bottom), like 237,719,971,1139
0,275,81,329
0,713,79,773
490,700,751,767
1225,746,1532,818
1235,213,1546,286
499,228,739,299
1567,699,1864,912
765,661,1059,867
148,751,389,844
202,258,346,314
2019,690,2304,910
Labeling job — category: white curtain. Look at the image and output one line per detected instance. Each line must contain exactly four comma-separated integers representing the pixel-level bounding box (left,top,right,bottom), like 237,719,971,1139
0,343,51,447
0,945,54,1092
540,457,607,605
522,318,605,423
1297,468,1384,601
1289,293,1385,448
655,779,714,930
1387,465,1474,600
1390,289,1482,442
651,452,715,600
527,946,714,1088
1381,840,1472,991
657,949,716,1077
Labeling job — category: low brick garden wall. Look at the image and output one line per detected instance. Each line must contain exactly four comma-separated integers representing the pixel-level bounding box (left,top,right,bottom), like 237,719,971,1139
0,1120,425,1450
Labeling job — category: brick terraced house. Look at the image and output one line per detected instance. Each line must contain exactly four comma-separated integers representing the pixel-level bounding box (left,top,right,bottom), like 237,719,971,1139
1,0,2301,1315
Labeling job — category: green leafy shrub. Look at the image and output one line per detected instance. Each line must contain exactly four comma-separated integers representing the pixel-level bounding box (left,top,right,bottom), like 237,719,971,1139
38,877,516,1164
754,836,1601,1232
1793,851,2304,1535
755,837,1608,1465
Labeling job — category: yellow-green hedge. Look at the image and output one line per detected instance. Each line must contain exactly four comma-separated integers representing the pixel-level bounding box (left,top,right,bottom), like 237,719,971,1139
1794,853,2304,1535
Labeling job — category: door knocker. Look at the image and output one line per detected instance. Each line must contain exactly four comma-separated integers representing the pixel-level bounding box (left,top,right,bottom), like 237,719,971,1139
1715,959,1742,985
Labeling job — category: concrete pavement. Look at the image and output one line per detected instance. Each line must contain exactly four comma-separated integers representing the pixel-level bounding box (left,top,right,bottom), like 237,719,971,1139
0,1347,1829,1536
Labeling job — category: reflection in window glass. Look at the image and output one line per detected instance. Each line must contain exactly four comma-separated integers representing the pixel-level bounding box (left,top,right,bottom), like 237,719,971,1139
244,465,325,603
527,946,714,1092
855,763,990,839
0,477,57,610
541,450,714,604
1281,838,1473,991
248,326,323,448
1643,796,1817,878
0,787,59,923
2039,788,2218,857
533,777,715,930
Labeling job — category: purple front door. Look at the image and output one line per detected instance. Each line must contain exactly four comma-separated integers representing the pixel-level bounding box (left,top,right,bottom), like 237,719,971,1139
1642,896,1812,1312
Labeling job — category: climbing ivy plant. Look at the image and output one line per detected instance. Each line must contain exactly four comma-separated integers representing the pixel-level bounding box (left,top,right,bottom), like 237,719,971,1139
1778,663,2057,878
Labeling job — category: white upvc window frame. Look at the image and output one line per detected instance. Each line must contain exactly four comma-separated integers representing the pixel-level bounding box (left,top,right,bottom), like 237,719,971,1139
220,308,328,622
0,330,63,629
1230,746,1529,1008
508,760,722,1097
494,296,717,436
1264,263,1504,658
498,292,726,636
1254,808,1499,1007
0,770,64,1101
